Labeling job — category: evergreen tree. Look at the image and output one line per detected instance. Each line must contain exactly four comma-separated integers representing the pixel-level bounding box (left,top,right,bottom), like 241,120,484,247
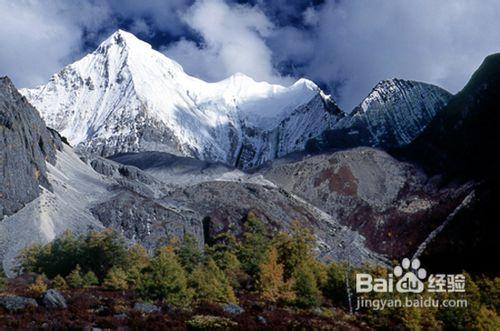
52,275,68,290
126,243,150,287
324,262,353,308
205,230,247,288
437,273,481,329
81,229,129,280
273,222,316,280
17,229,130,280
238,212,269,280
66,265,84,289
258,247,295,303
176,234,203,272
83,271,99,287
293,262,321,308
103,267,129,290
138,247,192,307
190,258,237,304
219,251,247,289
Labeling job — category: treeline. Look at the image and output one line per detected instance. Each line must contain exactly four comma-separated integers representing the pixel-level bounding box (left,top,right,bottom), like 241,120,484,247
13,212,499,329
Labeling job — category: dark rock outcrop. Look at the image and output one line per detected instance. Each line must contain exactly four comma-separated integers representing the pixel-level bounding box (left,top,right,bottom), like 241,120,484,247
0,77,61,219
399,53,500,181
41,289,67,309
133,302,161,314
0,295,38,312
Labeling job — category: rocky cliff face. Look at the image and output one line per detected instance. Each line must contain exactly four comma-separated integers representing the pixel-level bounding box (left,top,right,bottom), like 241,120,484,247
0,77,62,219
307,79,451,152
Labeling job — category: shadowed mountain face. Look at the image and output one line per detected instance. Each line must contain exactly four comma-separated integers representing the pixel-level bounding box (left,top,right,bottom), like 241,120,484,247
394,53,500,274
0,77,62,219
399,53,500,181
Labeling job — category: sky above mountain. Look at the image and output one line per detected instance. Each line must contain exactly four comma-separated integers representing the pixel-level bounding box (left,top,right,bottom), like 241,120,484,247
1,0,499,110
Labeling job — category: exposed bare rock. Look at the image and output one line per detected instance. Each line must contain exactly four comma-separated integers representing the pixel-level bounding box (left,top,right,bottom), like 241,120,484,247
262,147,473,258
0,77,62,219
166,180,386,266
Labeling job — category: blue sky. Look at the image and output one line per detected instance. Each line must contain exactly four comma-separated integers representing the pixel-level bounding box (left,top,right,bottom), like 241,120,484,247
1,0,499,110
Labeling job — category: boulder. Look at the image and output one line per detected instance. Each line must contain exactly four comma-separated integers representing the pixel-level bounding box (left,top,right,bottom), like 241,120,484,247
222,303,245,315
41,289,67,309
133,302,160,314
0,295,38,312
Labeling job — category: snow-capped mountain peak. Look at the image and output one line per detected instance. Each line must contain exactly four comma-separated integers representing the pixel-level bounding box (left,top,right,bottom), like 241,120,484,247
22,30,341,168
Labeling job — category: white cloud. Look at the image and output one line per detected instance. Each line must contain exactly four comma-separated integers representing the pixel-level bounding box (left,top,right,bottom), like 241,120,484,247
107,0,191,36
164,0,293,85
0,0,109,88
295,0,500,110
1,0,499,110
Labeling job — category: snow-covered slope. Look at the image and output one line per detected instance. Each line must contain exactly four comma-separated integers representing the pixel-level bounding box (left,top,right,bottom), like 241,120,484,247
22,30,341,169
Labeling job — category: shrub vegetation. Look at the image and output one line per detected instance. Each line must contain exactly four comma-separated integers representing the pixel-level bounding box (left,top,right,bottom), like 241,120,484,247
15,213,499,329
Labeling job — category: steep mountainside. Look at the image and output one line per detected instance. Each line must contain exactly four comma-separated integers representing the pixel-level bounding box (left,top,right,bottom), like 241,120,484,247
396,53,500,274
1,77,384,273
400,53,500,180
261,147,473,259
306,79,451,152
22,30,341,169
0,77,62,219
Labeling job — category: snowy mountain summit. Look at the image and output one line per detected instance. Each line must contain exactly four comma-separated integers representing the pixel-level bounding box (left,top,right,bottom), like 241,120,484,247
22,30,341,169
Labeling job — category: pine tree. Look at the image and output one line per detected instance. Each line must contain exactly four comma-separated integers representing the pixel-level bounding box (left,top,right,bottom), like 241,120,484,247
176,234,203,272
103,267,129,290
66,264,84,288
83,271,99,287
238,212,269,280
138,247,192,307
190,258,237,304
273,221,316,280
205,230,247,288
324,262,352,308
258,247,295,303
219,251,246,289
126,243,150,287
82,229,129,279
293,262,321,308
52,275,68,290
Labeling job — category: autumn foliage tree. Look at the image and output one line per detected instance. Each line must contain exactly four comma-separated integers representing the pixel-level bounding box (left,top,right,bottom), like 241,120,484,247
258,247,295,303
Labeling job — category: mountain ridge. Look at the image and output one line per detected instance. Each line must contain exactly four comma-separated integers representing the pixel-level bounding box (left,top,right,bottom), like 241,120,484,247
22,30,342,169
